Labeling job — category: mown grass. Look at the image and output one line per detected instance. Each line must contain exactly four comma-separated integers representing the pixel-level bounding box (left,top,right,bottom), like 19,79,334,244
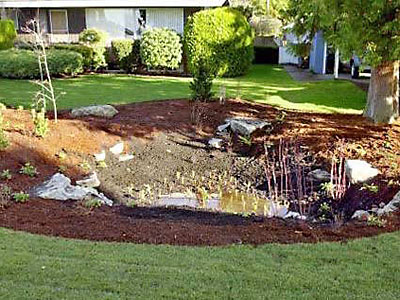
0,228,399,299
0,65,366,113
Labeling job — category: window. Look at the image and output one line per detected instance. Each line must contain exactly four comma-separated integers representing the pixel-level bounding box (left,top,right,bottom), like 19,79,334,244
49,10,68,34
8,9,19,30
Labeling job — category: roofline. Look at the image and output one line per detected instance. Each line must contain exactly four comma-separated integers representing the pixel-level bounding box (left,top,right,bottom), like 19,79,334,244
1,1,227,8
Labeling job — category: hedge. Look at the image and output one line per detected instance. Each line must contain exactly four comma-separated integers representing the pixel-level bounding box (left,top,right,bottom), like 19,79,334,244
140,28,182,70
111,39,141,72
0,20,17,50
0,49,83,79
184,7,254,77
52,44,94,69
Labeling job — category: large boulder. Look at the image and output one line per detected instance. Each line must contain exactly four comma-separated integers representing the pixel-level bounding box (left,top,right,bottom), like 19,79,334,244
226,118,271,136
345,160,379,184
31,173,113,206
71,105,118,119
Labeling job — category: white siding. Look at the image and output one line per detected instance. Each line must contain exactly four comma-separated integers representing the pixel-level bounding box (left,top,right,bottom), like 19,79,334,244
86,8,138,42
146,8,184,34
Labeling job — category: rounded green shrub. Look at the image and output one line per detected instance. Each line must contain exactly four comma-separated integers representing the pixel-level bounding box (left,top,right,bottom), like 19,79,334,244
111,39,141,72
140,28,182,70
0,49,83,79
184,7,254,77
79,28,107,70
52,44,94,70
0,20,17,50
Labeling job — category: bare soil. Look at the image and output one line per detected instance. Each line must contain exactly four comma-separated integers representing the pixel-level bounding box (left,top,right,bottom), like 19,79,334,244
1,99,400,245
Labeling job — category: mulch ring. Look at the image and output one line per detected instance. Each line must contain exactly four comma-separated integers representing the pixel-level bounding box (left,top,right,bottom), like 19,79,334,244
1,199,399,246
1,98,400,245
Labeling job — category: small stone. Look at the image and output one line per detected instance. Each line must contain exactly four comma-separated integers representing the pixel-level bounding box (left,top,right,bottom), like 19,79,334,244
217,123,230,132
227,118,271,136
268,202,288,218
345,160,379,184
94,150,106,162
76,171,100,188
119,154,134,162
379,202,386,208
308,169,331,182
208,138,223,149
351,210,370,220
71,105,118,119
110,142,124,155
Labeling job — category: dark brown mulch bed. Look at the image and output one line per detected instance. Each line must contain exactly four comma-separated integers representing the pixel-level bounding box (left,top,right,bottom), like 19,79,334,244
1,98,400,245
1,199,399,246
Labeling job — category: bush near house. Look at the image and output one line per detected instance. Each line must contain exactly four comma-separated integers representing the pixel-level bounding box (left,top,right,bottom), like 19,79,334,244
79,28,107,70
0,20,17,50
0,49,83,79
140,28,183,70
184,7,254,77
111,39,141,72
52,44,94,70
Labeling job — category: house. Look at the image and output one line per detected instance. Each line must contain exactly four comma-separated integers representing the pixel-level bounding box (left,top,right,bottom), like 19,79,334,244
0,0,227,44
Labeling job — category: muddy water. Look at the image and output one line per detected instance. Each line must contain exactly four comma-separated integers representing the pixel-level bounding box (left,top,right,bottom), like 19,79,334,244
154,192,273,216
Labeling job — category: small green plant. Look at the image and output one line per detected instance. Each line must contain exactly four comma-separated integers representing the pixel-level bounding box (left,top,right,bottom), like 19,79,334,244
13,192,29,203
320,182,334,196
367,215,387,227
360,183,379,193
31,108,49,138
0,169,12,180
19,163,38,177
189,62,214,101
97,161,107,169
56,151,67,160
239,135,252,146
79,161,92,172
84,198,103,209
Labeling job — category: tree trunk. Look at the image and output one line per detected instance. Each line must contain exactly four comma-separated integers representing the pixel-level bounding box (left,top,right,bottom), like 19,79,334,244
364,61,399,124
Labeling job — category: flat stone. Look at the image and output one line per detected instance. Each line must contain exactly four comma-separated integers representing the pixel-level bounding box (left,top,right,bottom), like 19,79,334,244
71,105,118,119
119,154,134,162
76,171,100,188
31,173,113,206
345,160,379,184
351,210,370,220
308,169,331,182
226,118,271,136
208,138,223,149
110,142,124,155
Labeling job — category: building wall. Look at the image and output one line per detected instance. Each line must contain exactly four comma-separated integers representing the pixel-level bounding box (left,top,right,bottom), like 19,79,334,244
309,31,327,74
146,8,184,34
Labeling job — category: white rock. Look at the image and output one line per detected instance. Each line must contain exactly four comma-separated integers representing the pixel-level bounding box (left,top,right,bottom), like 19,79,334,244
208,138,223,149
119,154,134,162
31,173,113,206
351,210,370,220
308,169,331,182
345,160,379,184
227,118,271,136
71,105,118,119
94,150,106,162
76,171,100,188
268,202,288,218
110,142,124,155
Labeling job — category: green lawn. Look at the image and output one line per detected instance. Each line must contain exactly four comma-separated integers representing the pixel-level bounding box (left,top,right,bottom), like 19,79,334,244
0,65,366,113
0,228,399,299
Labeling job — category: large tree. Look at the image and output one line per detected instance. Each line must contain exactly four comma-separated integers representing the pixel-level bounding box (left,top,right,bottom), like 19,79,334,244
286,0,400,124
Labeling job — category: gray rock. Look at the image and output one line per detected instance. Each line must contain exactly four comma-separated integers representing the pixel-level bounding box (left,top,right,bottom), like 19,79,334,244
351,210,370,220
283,211,307,220
227,118,271,136
71,105,118,119
208,138,223,149
31,173,113,206
377,191,400,215
345,160,379,184
217,123,230,132
76,171,100,188
308,169,331,182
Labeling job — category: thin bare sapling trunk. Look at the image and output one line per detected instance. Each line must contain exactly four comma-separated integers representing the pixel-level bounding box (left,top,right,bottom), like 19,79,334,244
364,61,399,124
